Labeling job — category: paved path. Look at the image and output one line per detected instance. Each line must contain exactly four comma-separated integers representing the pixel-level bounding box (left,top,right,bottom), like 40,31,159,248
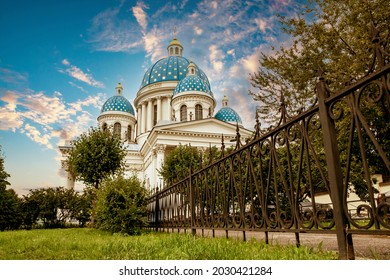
189,229,390,259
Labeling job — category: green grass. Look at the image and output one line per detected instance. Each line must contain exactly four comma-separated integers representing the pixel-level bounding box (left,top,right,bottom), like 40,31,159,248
0,228,337,260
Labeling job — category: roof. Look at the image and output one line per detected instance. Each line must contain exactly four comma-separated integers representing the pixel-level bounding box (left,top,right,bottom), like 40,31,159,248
215,106,242,124
173,75,213,97
101,94,135,115
140,56,210,89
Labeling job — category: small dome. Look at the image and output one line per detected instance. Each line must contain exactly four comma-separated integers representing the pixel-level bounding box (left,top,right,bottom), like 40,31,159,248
215,107,242,124
140,56,210,90
173,75,213,97
101,84,135,115
215,95,242,124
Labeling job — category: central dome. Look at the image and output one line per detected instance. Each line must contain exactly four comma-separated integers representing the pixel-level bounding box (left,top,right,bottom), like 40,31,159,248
140,56,211,90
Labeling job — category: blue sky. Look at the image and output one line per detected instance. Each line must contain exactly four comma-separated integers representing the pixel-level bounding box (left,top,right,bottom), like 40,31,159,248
0,0,303,195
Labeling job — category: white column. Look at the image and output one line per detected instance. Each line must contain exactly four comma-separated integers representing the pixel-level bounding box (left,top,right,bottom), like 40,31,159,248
147,98,152,131
155,144,165,187
167,96,172,120
157,96,162,124
67,174,75,189
137,106,142,136
141,101,147,134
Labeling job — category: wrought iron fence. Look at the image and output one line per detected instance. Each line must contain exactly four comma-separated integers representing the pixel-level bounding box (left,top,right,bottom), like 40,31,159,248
146,26,390,260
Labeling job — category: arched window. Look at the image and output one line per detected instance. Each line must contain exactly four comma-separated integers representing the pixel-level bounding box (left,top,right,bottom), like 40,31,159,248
114,122,121,138
127,125,132,142
175,47,178,54
180,105,187,121
195,104,202,120
170,48,173,55
102,123,107,132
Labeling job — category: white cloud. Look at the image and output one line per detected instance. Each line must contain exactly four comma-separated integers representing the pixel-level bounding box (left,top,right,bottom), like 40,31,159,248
132,1,148,31
62,59,70,66
66,65,104,88
69,81,88,93
193,26,203,35
22,124,53,149
210,1,218,10
209,45,225,74
0,107,23,131
0,90,19,110
255,18,268,32
87,4,144,53
143,26,165,62
0,88,105,148
59,59,104,88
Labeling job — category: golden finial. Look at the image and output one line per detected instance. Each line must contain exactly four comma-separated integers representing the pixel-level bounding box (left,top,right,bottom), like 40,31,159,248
116,82,123,95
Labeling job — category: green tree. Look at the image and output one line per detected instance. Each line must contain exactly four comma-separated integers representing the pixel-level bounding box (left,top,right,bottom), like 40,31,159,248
0,146,10,191
158,144,203,185
95,176,148,235
0,146,22,231
71,187,95,227
66,127,126,190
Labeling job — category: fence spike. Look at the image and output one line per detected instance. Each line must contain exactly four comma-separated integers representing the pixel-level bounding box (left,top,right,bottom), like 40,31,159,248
221,134,225,157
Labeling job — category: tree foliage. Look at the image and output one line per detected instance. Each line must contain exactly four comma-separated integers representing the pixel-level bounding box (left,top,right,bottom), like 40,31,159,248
158,144,203,185
94,176,148,235
66,127,126,189
20,187,93,229
250,0,390,123
0,146,22,231
0,188,22,231
0,145,10,191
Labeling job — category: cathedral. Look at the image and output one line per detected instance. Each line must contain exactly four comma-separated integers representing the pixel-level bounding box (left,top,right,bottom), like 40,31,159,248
59,35,253,190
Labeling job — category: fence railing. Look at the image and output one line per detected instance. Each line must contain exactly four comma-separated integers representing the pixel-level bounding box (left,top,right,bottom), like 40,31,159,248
146,26,390,260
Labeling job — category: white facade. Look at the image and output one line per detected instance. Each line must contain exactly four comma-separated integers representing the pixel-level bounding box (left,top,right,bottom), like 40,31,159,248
59,35,252,191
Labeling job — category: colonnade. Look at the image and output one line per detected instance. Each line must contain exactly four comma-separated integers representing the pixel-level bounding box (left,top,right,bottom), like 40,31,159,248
136,95,171,135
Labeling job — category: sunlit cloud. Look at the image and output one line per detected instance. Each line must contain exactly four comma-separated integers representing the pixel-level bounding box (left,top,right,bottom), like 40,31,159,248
143,26,165,62
0,107,23,131
132,1,148,31
21,123,53,149
255,18,268,32
60,59,105,88
0,88,106,148
193,26,203,36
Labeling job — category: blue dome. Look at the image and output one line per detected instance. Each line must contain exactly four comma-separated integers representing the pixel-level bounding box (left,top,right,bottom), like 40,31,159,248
173,75,213,97
140,56,210,90
215,107,242,124
101,95,135,115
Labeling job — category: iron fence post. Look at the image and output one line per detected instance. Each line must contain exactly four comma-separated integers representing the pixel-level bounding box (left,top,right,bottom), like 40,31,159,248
189,166,196,236
316,75,353,260
155,188,159,232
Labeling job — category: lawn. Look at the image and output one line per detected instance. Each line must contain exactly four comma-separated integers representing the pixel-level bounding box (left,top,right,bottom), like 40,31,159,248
0,228,337,260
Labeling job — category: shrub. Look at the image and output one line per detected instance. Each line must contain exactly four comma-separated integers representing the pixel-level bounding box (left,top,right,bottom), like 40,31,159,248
0,188,22,231
95,176,148,235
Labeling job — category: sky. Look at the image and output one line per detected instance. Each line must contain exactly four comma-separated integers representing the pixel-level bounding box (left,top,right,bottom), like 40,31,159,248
0,0,304,195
